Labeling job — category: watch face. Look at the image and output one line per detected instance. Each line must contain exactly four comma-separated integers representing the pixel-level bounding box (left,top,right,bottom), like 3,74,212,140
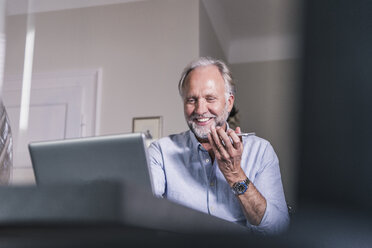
234,182,247,194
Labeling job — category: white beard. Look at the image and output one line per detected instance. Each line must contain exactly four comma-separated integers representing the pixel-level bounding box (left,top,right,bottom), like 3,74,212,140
186,104,229,140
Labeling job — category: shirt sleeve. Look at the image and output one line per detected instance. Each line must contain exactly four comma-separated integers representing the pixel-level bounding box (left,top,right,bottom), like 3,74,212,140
147,141,166,198
249,142,290,235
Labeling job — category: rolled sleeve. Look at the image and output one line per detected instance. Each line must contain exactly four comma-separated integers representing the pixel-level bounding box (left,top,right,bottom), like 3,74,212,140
249,143,290,235
148,142,166,198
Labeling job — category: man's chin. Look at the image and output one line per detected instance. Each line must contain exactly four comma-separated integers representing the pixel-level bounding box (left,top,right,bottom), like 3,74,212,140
191,129,208,139
188,117,227,139
188,124,210,141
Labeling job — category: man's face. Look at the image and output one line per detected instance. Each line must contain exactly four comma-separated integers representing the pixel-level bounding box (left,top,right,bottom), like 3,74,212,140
183,65,234,140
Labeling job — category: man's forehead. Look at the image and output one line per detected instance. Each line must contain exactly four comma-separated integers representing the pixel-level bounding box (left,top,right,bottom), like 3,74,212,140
187,65,220,78
185,86,219,97
184,65,224,87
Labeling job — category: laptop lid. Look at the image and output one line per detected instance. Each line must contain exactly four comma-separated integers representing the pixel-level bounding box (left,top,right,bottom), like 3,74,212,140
29,133,153,193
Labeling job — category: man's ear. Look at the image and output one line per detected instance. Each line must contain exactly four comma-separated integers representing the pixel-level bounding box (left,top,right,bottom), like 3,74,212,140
227,94,234,112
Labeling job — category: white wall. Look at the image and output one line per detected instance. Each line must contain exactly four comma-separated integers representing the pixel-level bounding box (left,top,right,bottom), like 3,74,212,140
199,1,225,61
5,0,200,137
5,0,298,206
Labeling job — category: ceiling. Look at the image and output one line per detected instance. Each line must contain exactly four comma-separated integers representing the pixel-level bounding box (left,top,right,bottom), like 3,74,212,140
202,0,302,63
6,0,302,64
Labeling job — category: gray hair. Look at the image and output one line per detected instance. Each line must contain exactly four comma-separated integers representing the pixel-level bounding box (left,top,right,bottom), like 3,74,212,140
178,57,236,101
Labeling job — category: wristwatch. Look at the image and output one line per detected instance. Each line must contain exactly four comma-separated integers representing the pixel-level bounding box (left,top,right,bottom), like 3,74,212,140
231,178,250,195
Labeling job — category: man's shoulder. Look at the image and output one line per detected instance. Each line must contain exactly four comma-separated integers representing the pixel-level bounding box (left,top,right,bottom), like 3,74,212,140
242,134,279,165
242,134,275,154
242,134,270,146
148,130,193,160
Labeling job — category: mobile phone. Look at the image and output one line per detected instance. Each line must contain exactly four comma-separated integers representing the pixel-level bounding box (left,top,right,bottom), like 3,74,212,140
236,132,255,137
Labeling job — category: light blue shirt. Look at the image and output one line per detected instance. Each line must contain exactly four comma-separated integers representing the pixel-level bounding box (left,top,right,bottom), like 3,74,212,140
148,129,289,235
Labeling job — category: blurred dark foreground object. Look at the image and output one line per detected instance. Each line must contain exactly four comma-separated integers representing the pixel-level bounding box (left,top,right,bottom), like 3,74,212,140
0,182,276,247
0,100,12,185
0,182,246,234
0,182,370,247
294,0,372,247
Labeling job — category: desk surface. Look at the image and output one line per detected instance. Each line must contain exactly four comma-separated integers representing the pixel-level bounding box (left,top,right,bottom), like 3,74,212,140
0,182,246,234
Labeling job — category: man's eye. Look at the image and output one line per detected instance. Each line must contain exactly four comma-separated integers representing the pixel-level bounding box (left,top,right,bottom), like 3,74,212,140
206,97,216,102
186,98,196,104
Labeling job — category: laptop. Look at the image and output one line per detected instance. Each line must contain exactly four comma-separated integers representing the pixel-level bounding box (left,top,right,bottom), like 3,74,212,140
29,133,154,193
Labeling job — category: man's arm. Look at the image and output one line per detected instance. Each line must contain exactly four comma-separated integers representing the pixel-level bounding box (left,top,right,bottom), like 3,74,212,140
208,126,267,225
234,177,267,226
208,126,289,234
147,142,166,198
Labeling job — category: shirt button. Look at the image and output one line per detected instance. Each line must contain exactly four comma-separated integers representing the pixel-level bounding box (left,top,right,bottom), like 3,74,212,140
210,182,214,187
205,159,210,163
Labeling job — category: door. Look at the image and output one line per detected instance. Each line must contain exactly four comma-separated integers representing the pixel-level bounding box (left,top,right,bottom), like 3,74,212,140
2,69,100,184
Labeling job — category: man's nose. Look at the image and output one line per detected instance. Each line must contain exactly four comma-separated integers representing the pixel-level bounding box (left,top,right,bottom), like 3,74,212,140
195,99,207,115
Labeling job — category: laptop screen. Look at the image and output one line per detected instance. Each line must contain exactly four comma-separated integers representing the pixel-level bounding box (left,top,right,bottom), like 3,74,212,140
29,133,154,193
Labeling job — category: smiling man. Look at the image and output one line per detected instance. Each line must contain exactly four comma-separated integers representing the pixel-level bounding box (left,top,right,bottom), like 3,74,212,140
148,57,289,235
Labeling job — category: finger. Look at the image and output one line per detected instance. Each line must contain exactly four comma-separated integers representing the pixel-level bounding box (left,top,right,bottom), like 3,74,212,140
216,127,234,156
208,132,221,158
211,126,229,157
235,126,241,140
228,129,243,150
208,128,221,152
228,129,240,144
234,126,243,142
235,126,241,134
